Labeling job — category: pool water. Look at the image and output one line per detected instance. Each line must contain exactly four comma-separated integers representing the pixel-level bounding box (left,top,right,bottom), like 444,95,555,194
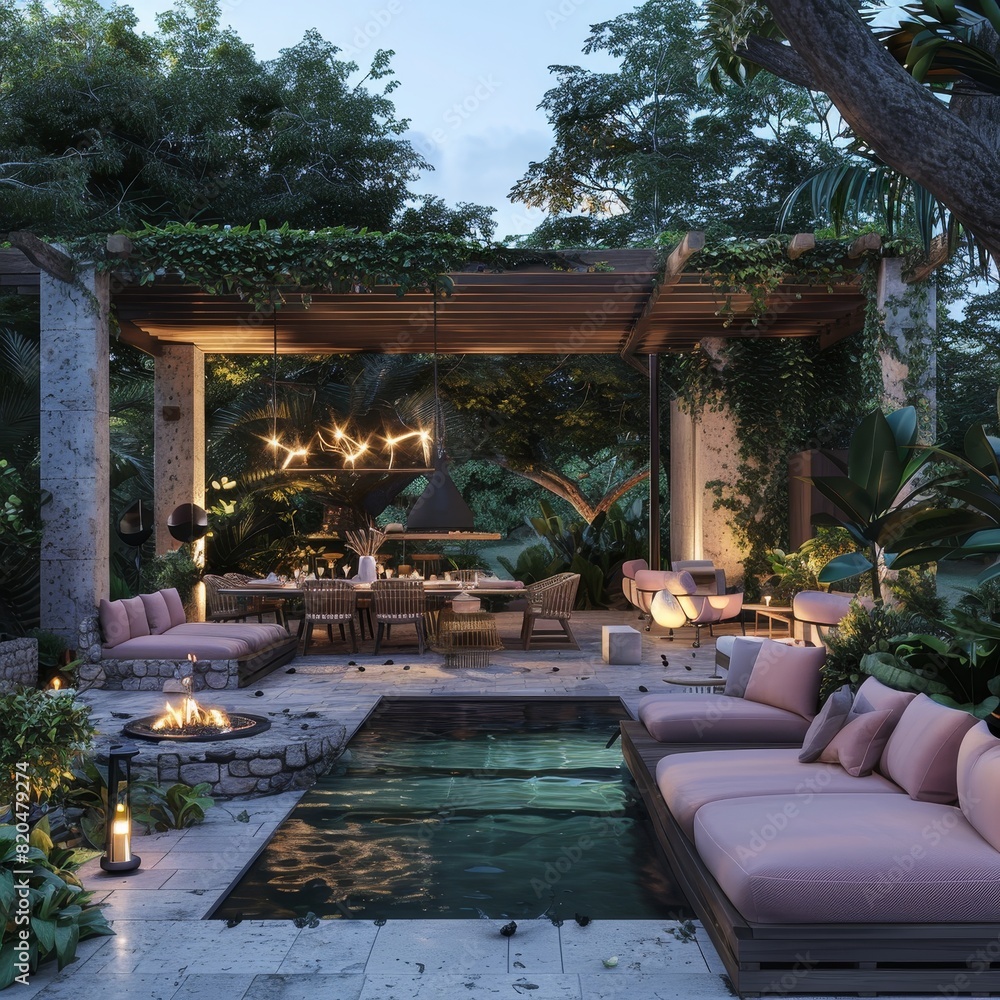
213,698,690,922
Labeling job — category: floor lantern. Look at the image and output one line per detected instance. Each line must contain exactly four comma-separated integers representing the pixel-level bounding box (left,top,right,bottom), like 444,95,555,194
100,743,141,874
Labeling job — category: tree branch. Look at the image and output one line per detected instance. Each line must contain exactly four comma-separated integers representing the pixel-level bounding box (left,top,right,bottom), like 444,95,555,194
763,0,1000,260
739,35,820,90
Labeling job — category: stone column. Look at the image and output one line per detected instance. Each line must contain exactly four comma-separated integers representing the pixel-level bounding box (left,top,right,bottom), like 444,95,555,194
877,258,937,441
40,268,110,644
154,345,206,554
669,398,747,585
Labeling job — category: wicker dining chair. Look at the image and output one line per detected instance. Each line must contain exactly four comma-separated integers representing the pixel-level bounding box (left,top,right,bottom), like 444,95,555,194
520,572,581,650
301,579,358,654
203,573,261,623
451,568,486,585
371,579,427,655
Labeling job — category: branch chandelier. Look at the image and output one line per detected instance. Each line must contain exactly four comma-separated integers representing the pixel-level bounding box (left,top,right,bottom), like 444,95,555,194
266,288,435,475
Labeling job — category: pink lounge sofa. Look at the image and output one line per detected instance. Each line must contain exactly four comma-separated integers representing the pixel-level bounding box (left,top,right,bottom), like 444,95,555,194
95,588,296,689
638,638,827,749
627,673,1000,994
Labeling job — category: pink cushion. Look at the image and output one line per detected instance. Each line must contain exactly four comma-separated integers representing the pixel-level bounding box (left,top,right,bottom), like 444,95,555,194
637,694,812,744
656,747,901,839
139,591,172,635
819,708,895,776
694,793,1000,923
98,599,130,648
799,684,853,762
880,694,977,802
160,588,187,627
104,634,254,660
958,722,1000,852
120,596,150,638
791,590,855,626
743,640,825,719
853,675,917,716
621,559,647,580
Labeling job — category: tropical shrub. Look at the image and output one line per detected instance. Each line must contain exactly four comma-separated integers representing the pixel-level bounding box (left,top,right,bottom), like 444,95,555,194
0,820,113,989
820,601,932,699
0,691,94,817
141,547,201,607
765,527,859,603
134,783,214,833
498,499,646,608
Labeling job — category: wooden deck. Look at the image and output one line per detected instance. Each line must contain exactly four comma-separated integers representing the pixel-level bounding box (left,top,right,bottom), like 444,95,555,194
620,720,1000,996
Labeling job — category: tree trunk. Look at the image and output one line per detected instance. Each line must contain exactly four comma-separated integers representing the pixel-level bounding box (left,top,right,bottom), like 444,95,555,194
751,0,1000,260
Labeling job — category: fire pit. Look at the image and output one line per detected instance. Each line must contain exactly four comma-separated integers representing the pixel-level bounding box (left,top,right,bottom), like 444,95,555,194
121,676,271,743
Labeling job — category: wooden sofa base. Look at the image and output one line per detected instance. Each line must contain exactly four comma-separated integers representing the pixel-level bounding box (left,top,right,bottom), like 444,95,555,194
621,720,1000,996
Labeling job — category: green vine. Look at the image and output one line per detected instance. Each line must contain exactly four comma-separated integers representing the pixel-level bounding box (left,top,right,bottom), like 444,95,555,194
667,233,892,596
67,222,584,308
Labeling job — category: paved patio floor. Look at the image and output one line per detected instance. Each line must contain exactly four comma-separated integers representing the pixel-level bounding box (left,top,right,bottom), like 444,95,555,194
20,612,983,999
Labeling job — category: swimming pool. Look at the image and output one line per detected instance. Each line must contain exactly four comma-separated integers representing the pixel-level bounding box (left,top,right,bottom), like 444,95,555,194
212,698,690,922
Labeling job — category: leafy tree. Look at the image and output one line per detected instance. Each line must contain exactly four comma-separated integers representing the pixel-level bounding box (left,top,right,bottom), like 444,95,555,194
510,0,840,244
0,0,485,235
702,0,1000,262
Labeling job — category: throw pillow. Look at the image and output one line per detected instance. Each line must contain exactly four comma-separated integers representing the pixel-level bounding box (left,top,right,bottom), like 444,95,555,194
723,638,764,697
957,723,1000,852
799,684,853,762
743,640,826,719
819,708,896,776
160,588,187,627
121,595,150,638
98,599,130,648
880,693,977,802
139,591,172,635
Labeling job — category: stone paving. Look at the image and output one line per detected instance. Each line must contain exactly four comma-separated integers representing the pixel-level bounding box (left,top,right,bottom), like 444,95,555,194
21,612,980,999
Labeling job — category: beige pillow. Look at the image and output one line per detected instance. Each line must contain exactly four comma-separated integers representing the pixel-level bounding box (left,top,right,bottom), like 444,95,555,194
743,640,825,719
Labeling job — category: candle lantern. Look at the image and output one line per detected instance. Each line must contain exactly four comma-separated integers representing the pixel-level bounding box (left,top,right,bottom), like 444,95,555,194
100,743,141,874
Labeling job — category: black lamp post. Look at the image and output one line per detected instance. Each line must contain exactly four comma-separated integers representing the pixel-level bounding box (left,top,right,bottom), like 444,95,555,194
100,744,141,874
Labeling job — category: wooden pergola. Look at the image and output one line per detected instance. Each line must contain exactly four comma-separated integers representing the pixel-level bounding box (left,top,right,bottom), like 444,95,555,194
1,230,901,642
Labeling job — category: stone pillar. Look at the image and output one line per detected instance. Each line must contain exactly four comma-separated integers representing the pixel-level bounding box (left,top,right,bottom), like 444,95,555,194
154,345,206,555
40,268,110,644
877,258,937,441
669,398,746,585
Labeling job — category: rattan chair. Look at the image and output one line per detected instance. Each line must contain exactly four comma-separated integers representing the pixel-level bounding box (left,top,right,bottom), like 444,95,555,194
224,572,286,627
203,573,261,623
520,572,581,650
371,579,427,655
451,568,486,585
301,579,358,654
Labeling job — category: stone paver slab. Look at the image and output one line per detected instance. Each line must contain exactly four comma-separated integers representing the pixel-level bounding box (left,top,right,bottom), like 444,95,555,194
276,920,380,974
358,973,582,1000
559,920,709,975
364,919,508,975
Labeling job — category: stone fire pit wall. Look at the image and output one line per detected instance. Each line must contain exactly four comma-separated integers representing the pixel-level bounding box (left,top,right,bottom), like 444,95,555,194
92,712,349,798
0,637,38,692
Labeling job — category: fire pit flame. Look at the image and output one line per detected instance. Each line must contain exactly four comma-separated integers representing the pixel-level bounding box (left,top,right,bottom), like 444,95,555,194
151,696,232,734
121,663,271,743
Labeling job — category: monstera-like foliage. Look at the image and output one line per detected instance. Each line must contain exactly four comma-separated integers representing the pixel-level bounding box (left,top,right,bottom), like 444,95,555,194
808,407,990,598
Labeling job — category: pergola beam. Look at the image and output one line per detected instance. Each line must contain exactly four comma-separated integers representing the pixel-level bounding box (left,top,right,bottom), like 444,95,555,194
786,233,816,259
620,231,705,368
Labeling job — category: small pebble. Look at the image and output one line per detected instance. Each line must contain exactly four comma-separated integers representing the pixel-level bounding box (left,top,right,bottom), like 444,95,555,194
403,665,410,670
358,666,366,672
551,666,559,672
285,667,296,674
500,921,517,937
575,913,591,927
348,661,357,666
254,690,264,697
638,685,648,692
384,659,394,665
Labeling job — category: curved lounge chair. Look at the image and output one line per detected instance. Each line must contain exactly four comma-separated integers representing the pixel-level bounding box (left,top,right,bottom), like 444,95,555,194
634,569,744,648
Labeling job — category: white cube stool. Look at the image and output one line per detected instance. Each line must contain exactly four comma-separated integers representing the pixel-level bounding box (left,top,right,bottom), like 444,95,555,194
602,625,642,664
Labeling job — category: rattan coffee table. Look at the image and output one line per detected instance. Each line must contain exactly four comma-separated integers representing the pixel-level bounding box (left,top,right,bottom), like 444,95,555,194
433,610,503,668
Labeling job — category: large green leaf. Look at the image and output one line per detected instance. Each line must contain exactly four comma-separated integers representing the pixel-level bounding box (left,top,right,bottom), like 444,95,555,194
811,476,874,523
848,410,901,507
818,550,874,583
964,424,1000,480
963,529,1000,552
860,652,951,695
885,406,919,457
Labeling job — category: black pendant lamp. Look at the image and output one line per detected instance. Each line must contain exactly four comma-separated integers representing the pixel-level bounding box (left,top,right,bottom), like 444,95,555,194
405,283,476,533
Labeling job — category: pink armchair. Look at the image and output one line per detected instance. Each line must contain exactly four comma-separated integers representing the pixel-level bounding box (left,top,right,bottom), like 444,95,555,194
634,569,744,648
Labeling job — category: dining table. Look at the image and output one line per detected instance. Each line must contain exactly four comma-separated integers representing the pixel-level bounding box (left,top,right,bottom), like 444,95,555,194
216,578,526,645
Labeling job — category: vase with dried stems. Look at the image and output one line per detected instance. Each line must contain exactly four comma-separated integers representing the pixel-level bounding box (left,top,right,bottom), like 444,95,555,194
345,526,386,583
